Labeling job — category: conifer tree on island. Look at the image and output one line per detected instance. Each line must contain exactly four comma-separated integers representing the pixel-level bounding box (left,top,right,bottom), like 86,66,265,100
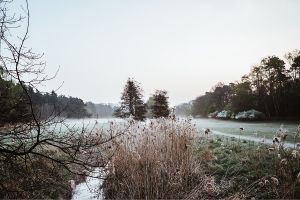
150,90,170,118
114,78,146,120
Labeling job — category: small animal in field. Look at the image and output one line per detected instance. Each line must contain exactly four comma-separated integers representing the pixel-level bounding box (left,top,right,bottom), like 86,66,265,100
239,127,244,134
204,128,211,135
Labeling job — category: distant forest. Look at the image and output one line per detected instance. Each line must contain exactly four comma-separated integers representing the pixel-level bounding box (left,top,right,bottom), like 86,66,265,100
85,102,115,118
0,76,90,125
2,49,300,123
176,50,300,119
0,66,115,124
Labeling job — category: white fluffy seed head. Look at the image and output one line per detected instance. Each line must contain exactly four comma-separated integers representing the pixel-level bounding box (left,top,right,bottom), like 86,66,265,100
271,177,279,185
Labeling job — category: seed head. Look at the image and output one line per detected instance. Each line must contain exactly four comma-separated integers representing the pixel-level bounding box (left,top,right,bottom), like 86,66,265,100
280,158,287,165
291,150,298,159
271,177,279,185
273,137,280,144
264,179,270,185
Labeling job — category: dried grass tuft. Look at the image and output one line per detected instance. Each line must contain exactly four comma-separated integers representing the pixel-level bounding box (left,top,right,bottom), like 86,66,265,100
103,118,211,199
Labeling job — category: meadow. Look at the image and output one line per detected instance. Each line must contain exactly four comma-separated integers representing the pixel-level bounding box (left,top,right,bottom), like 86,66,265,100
100,117,300,199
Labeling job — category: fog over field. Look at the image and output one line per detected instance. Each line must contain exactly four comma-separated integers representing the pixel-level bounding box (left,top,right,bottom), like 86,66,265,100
9,0,300,105
1,0,300,199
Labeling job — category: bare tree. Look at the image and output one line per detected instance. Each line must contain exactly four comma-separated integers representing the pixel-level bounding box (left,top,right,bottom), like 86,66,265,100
0,1,125,197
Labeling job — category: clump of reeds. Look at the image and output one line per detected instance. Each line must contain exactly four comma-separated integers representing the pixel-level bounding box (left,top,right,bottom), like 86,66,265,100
103,117,217,199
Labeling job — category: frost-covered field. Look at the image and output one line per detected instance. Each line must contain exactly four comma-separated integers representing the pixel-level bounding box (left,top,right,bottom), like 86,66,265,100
192,118,299,142
67,117,300,199
64,118,299,142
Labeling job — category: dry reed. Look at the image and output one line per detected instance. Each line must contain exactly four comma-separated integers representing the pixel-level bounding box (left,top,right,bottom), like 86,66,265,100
103,117,212,199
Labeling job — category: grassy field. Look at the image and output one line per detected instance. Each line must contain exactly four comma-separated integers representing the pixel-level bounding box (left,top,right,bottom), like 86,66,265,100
102,118,300,199
195,136,300,199
193,118,300,143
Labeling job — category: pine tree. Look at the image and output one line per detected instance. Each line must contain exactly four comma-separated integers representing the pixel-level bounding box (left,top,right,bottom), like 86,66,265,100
114,78,146,120
150,90,170,118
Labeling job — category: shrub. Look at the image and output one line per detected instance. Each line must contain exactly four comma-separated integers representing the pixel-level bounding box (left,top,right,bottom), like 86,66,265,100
0,152,76,199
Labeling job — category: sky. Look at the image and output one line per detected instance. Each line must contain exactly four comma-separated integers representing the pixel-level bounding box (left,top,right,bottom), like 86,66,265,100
10,0,300,105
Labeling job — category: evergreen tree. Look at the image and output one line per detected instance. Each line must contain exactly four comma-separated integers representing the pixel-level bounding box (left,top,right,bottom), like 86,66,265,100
114,78,146,120
0,67,30,124
150,90,170,118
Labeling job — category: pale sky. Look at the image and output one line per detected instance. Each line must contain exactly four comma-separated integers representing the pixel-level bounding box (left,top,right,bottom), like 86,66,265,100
12,0,300,105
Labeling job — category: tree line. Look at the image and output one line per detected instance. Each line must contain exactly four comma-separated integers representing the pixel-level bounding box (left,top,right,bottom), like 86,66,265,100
114,78,170,120
191,50,300,119
85,102,115,118
0,67,90,125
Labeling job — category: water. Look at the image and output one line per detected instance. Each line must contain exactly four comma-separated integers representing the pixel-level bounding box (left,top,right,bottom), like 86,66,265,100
72,168,104,200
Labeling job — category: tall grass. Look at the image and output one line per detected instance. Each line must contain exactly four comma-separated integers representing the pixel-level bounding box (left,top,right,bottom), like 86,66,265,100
103,119,300,199
103,117,214,199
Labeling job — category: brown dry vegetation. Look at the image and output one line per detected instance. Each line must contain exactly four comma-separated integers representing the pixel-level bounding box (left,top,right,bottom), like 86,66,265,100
103,118,300,199
0,122,123,199
103,118,226,199
0,151,76,199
